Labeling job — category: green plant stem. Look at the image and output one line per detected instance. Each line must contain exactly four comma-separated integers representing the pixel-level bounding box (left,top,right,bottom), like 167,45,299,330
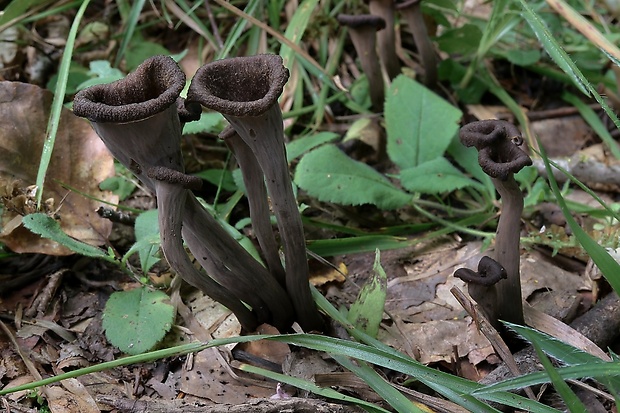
412,204,493,239
412,198,489,217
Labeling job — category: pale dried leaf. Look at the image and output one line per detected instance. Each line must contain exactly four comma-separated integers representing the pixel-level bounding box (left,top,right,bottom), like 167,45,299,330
0,81,117,254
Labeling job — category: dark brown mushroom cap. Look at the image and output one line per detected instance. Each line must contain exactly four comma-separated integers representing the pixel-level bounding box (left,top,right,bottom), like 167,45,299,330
186,54,289,117
454,256,507,286
73,55,185,123
459,119,532,181
337,14,386,30
176,97,202,123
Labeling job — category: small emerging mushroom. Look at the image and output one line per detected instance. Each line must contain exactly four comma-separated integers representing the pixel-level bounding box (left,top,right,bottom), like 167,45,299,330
455,255,507,327
458,119,532,325
187,54,324,332
337,14,387,111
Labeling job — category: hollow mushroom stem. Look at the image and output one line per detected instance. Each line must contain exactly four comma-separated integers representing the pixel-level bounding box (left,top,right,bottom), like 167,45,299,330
187,55,324,332
181,194,295,330
337,14,387,112
459,119,532,325
154,180,259,329
219,126,286,286
397,0,438,86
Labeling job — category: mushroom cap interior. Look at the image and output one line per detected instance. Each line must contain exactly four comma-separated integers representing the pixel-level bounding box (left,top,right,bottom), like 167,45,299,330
73,55,185,123
187,54,289,117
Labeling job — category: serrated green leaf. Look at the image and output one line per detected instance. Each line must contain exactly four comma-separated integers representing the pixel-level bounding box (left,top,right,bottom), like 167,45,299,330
294,144,411,210
133,209,160,274
21,213,107,258
436,24,483,55
182,112,226,135
194,169,237,192
400,157,479,194
347,250,387,338
385,75,462,169
286,131,339,161
102,287,174,355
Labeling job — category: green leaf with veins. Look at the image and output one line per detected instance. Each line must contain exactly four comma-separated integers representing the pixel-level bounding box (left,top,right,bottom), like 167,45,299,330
102,286,174,355
385,75,462,170
400,157,480,194
294,144,411,210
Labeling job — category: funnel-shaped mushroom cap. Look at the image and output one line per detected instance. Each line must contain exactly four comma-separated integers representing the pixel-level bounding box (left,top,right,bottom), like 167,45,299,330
187,54,289,117
74,55,185,123
73,55,188,191
459,119,532,181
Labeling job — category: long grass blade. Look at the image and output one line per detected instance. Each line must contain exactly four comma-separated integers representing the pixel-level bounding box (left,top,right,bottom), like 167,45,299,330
35,0,91,208
539,143,620,295
113,0,146,67
519,0,620,131
239,363,391,413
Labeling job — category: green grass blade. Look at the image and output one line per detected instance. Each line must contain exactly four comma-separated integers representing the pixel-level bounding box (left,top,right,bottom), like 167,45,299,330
519,0,620,131
0,341,209,396
306,213,491,256
113,0,146,67
240,363,391,413
538,155,620,223
473,363,620,395
310,288,557,413
278,0,318,69
333,355,426,413
216,0,260,59
539,143,620,295
562,92,620,159
35,0,91,208
530,341,589,413
172,0,218,51
507,322,620,395
0,0,51,27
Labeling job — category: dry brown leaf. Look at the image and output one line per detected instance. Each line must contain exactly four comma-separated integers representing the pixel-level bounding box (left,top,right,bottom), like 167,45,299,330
0,81,117,254
46,380,99,413
180,349,274,404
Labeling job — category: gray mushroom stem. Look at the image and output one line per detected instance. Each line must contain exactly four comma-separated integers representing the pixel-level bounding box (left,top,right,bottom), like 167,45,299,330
337,14,386,112
459,120,532,326
182,194,294,330
154,180,258,329
219,126,286,286
397,0,437,86
368,0,401,79
187,55,324,332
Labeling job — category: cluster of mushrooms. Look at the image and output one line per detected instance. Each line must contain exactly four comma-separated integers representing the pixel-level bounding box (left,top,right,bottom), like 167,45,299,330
72,50,533,336
73,55,323,332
